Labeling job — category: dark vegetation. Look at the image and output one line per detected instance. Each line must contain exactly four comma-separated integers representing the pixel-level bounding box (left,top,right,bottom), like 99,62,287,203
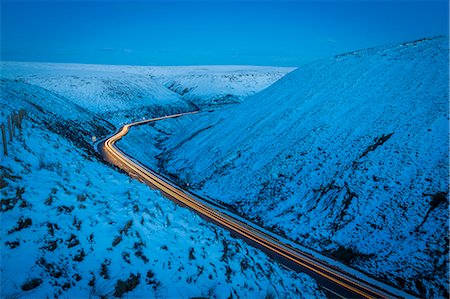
113,273,140,297
21,278,43,291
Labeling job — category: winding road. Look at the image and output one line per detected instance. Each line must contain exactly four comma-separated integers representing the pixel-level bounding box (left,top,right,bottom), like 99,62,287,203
98,112,412,299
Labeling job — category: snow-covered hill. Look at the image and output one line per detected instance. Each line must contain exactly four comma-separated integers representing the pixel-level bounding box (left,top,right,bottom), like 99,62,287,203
1,62,194,124
119,37,449,298
0,84,323,299
1,62,293,112
146,66,294,107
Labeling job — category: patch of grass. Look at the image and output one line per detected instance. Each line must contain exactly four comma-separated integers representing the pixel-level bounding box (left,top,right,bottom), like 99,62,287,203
77,193,87,202
42,239,59,252
122,252,131,264
430,192,448,209
46,222,59,236
113,273,140,297
145,270,160,290
329,245,374,265
21,278,43,291
133,242,149,263
100,259,111,279
264,289,276,299
240,259,250,271
57,205,75,213
19,199,30,208
73,216,82,230
415,191,448,232
73,249,86,262
5,240,20,248
189,247,196,261
61,281,71,291
0,166,21,189
112,236,122,247
1,187,24,212
221,240,229,262
37,258,64,279
38,160,61,172
225,265,232,283
8,217,32,234
359,133,394,158
120,220,133,235
112,220,134,247
66,234,80,248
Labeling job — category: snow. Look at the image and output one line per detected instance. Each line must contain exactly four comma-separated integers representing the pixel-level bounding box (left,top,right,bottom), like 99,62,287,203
0,92,324,298
118,37,449,298
1,62,293,113
145,65,295,107
1,62,193,125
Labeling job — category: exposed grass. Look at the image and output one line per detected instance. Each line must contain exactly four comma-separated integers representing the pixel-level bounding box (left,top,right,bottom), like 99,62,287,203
113,273,140,298
21,278,43,291
8,217,32,234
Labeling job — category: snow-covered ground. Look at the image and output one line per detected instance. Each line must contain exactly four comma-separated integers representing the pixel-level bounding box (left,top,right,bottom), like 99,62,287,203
146,66,294,107
1,62,194,125
1,62,293,112
118,37,449,298
1,62,288,154
0,88,324,298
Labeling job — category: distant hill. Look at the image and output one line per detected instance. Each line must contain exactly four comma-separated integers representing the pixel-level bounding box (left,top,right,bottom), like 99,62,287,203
0,62,194,125
146,65,294,107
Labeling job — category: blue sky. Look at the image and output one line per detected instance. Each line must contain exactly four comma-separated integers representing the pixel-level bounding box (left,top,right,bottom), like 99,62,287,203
1,0,448,66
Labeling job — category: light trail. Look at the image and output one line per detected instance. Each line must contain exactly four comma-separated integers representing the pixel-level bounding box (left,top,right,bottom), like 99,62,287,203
99,112,412,299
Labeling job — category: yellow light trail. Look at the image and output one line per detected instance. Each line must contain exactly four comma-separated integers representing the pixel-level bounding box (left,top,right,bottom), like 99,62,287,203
100,112,411,299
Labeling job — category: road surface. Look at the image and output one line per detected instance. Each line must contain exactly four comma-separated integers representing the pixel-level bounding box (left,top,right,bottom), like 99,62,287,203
98,112,412,299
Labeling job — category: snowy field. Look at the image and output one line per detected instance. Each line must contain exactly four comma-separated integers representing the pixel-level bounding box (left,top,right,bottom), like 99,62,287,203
118,37,449,298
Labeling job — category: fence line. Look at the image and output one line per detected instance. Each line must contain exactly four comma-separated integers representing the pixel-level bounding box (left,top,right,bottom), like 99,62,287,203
1,109,26,157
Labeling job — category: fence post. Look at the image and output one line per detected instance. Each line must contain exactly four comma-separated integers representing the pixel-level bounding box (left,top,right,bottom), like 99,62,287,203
15,112,21,131
19,110,26,129
11,114,16,138
15,113,20,132
1,124,7,156
7,116,13,141
19,109,25,121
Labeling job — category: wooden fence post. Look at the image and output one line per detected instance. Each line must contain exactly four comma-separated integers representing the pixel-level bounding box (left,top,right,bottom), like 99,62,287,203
19,110,26,129
1,124,7,156
11,114,16,138
7,116,13,141
15,112,21,131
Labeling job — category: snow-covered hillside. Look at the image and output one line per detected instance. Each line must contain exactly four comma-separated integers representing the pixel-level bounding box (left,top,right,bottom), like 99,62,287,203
1,62,293,111
119,37,449,298
146,66,294,107
1,62,194,124
0,89,323,298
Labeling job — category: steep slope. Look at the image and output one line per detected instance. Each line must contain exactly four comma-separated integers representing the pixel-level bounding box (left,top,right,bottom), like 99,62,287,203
0,86,323,299
121,37,449,297
1,62,194,124
0,79,115,153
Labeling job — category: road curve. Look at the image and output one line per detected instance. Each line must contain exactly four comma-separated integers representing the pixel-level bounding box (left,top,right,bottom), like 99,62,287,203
98,112,411,299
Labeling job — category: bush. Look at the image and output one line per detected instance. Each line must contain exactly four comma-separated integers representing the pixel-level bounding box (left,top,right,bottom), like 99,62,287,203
21,278,43,291
113,273,140,297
